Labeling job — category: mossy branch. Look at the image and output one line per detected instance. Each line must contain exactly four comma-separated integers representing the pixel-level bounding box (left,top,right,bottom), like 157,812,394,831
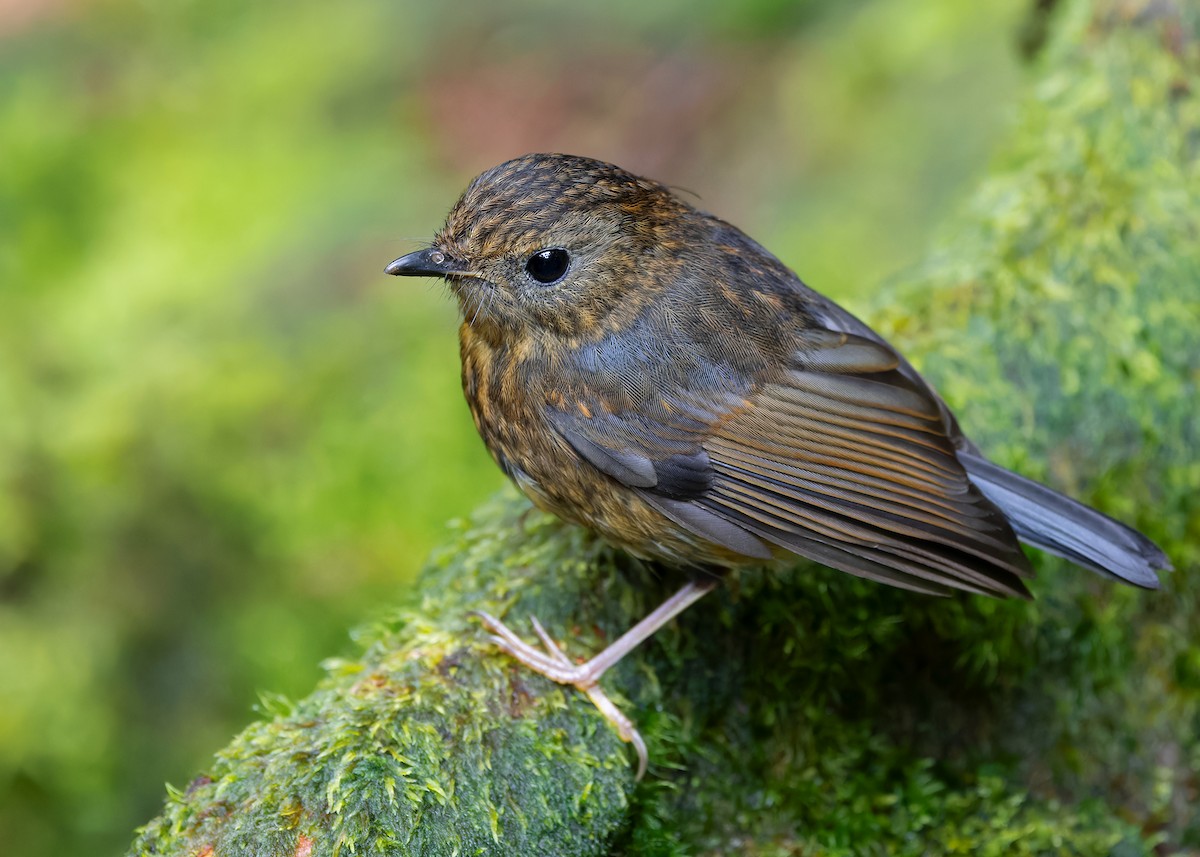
131,1,1200,854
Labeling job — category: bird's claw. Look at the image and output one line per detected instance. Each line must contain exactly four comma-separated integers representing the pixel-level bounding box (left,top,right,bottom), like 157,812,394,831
471,610,649,780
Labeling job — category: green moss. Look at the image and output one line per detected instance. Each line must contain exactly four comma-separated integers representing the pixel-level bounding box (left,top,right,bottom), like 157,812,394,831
129,499,641,856
131,0,1199,853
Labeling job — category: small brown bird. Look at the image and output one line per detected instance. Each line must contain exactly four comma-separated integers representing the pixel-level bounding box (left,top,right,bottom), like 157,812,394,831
386,153,1168,778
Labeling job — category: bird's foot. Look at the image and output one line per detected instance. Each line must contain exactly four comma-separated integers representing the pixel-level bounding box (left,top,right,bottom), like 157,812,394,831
471,610,649,780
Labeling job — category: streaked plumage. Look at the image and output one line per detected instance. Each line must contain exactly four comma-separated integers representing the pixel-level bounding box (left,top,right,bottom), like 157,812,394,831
386,153,1169,777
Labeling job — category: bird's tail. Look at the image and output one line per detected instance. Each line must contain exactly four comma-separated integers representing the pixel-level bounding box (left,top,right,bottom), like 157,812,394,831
958,450,1169,589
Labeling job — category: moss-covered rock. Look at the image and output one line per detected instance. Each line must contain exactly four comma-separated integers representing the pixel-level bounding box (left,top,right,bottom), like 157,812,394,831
130,0,1200,853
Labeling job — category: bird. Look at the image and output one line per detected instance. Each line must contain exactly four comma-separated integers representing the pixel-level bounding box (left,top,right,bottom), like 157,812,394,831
385,152,1169,779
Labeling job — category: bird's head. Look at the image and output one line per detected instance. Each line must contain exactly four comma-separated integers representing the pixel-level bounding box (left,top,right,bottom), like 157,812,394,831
386,153,693,342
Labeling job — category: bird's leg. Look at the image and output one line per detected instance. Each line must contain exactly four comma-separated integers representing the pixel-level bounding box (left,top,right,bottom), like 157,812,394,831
525,614,650,779
471,577,717,780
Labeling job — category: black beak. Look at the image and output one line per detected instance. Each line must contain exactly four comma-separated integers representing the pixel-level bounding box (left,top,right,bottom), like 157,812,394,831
384,248,460,277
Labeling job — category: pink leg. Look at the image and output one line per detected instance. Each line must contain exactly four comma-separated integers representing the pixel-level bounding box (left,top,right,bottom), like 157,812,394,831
472,578,717,780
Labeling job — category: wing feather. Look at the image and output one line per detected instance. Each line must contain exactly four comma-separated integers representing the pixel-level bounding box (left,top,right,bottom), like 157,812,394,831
548,327,1034,597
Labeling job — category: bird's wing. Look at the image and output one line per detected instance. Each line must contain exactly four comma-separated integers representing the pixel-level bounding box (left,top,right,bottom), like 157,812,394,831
548,327,1033,597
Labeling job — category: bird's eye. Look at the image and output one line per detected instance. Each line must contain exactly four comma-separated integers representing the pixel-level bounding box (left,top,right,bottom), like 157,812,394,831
525,248,570,284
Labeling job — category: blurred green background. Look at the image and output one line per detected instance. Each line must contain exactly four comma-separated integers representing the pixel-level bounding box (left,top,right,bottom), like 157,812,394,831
0,0,1033,854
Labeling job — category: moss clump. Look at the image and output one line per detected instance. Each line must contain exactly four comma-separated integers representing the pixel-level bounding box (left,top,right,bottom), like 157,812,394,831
130,503,643,856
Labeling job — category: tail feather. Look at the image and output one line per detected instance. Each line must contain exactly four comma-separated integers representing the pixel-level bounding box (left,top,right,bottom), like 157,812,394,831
958,451,1169,590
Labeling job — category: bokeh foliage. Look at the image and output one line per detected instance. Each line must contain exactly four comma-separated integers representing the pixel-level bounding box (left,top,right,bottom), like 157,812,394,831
123,0,1200,854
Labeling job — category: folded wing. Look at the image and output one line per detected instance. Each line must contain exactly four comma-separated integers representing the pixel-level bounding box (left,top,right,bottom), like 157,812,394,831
549,328,1034,598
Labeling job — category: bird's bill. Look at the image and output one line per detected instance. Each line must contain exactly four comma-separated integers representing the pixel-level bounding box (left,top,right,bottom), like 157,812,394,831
384,247,463,277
